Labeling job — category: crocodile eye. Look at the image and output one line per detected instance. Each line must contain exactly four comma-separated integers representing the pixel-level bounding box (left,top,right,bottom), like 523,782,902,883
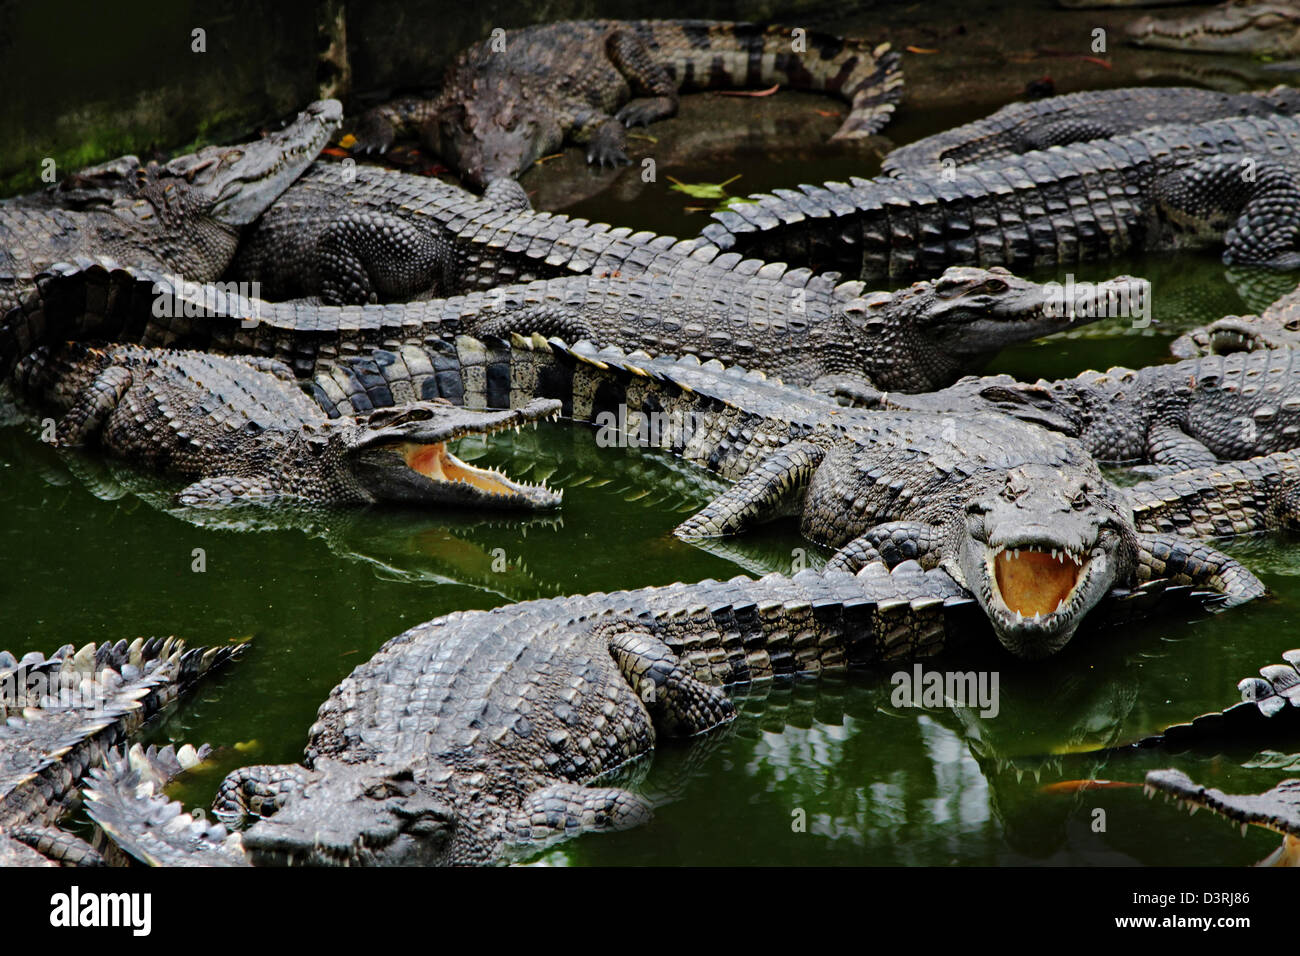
1072,490,1088,508
1286,318,1300,332
983,279,1008,294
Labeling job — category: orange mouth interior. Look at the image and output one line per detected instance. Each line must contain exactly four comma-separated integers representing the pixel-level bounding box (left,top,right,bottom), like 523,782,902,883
401,442,517,496
993,549,1083,617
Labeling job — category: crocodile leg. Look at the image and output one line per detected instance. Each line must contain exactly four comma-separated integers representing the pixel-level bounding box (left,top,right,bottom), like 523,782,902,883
810,373,886,407
7,825,104,866
674,441,826,537
505,782,653,849
350,95,442,154
212,764,312,826
1135,532,1266,607
55,365,132,445
1145,422,1219,472
1224,161,1300,269
607,29,680,128
480,177,533,213
469,304,597,342
316,213,452,304
1155,156,1300,269
607,626,735,737
825,521,945,573
1019,117,1119,153
576,111,631,168
176,475,287,506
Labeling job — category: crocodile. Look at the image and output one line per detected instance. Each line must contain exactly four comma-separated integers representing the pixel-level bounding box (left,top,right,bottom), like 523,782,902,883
3,262,1266,656
1170,277,1300,355
1128,1,1300,57
0,638,243,865
0,100,341,314
871,348,1300,472
78,558,1231,867
225,164,1132,395
1125,446,1300,537
1146,769,1300,863
31,251,1132,401
1119,647,1300,863
350,19,902,188
300,340,1268,658
700,114,1300,281
7,341,561,508
882,85,1300,175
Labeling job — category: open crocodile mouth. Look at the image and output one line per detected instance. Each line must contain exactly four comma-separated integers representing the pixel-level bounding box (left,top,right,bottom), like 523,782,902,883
1206,324,1280,355
355,399,563,508
1144,770,1300,865
397,441,552,501
991,546,1086,620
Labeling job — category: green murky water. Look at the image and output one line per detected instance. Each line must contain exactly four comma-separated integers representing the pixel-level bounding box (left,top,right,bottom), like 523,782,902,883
5,58,1300,866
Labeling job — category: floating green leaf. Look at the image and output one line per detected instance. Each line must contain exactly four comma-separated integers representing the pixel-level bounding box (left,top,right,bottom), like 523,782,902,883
1243,750,1300,771
666,173,743,199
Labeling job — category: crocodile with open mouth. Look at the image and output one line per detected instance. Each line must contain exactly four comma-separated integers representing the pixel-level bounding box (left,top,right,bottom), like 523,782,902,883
0,100,341,313
1127,1,1300,56
700,114,1300,280
0,638,243,865
1170,278,1300,356
8,342,560,508
307,338,1266,659
349,19,902,189
2,262,1266,657
1127,647,1300,865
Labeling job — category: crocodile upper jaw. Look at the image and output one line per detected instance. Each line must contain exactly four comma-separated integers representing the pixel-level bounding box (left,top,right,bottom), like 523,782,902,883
169,99,342,226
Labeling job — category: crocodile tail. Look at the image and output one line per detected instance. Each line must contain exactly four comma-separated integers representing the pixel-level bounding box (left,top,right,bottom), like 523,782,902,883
0,638,246,829
1129,649,1300,750
82,744,249,866
641,20,903,137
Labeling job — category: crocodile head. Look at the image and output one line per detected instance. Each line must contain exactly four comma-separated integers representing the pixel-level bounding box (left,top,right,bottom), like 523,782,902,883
429,91,561,189
339,398,563,509
955,465,1137,658
1145,770,1300,864
157,99,341,226
1174,310,1300,356
239,759,460,866
1127,2,1300,56
852,268,1148,391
